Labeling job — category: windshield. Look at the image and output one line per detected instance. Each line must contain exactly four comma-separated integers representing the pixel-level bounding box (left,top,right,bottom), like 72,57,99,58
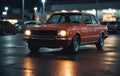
47,14,82,24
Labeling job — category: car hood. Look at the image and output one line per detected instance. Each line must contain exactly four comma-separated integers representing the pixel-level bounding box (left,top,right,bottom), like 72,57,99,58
26,23,81,31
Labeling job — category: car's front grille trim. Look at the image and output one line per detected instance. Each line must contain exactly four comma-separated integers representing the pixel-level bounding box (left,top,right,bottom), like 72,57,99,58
31,30,58,38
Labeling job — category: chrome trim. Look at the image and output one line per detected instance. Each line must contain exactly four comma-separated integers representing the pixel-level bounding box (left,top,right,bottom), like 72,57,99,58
25,36,72,41
81,41,98,45
81,35,99,39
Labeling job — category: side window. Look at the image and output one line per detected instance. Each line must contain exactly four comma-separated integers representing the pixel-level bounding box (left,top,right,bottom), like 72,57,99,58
70,15,82,23
60,16,65,23
60,15,70,23
91,15,98,24
47,15,61,23
84,15,92,24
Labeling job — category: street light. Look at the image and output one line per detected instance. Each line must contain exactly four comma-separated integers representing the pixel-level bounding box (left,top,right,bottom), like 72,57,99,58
5,7,9,20
22,0,24,24
41,0,46,17
5,7,8,12
95,0,98,17
34,7,38,21
34,7,38,14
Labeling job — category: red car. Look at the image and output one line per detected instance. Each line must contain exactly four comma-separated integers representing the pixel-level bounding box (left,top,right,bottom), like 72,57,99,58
24,12,108,53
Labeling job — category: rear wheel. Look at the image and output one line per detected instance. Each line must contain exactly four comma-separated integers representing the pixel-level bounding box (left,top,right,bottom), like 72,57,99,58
95,34,104,49
28,44,40,53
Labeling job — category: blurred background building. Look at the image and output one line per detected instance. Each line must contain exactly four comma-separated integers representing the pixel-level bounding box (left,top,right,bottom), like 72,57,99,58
0,0,120,24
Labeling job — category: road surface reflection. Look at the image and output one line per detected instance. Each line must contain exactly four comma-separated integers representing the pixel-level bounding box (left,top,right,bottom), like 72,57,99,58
23,57,35,76
0,34,120,76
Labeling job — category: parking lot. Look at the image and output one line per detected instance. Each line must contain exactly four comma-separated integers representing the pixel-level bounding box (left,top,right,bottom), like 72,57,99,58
0,33,120,76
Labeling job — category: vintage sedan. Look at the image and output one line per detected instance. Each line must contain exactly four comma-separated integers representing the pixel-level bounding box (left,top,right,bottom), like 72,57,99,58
24,12,108,53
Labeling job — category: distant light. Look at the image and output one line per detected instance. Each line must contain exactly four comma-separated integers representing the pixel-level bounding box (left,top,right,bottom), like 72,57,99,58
2,11,7,15
82,9,96,15
5,7,9,11
71,10,80,13
34,7,38,11
109,8,112,11
42,0,46,3
103,8,116,13
61,10,68,13
8,19,18,24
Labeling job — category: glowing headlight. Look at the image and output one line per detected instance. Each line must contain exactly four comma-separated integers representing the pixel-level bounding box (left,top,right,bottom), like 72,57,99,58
58,30,67,37
24,30,31,36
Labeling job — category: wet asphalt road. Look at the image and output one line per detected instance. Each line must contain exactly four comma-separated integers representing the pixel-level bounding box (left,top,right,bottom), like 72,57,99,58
0,33,120,76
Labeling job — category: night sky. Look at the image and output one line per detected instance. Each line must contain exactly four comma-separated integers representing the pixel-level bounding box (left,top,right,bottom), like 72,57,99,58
0,0,40,10
0,0,120,13
0,0,119,8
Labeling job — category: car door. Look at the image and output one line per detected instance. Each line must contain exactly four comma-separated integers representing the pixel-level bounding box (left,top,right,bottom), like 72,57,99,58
82,14,95,42
90,15,101,41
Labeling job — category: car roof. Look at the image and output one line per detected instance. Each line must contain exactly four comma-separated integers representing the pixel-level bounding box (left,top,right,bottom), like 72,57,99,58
52,12,92,15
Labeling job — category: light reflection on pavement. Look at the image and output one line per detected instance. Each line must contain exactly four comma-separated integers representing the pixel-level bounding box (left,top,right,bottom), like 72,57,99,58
0,34,120,76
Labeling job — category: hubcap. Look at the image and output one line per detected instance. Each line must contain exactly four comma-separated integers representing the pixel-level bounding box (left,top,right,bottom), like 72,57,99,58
73,37,79,52
100,37,104,46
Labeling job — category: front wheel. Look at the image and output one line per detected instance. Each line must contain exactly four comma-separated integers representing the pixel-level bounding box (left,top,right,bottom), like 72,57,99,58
28,44,40,53
68,35,80,53
95,34,104,49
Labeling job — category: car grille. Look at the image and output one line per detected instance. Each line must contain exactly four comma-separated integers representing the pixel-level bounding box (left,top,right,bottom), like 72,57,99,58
31,30,58,39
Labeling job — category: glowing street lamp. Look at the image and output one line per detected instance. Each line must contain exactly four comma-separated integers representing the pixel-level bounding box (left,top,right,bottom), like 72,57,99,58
34,7,38,21
41,0,46,16
5,7,8,12
2,12,7,16
5,7,9,20
34,7,38,14
95,0,98,17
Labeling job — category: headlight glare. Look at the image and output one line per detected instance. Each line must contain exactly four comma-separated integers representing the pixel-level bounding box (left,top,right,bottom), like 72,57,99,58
24,30,31,36
58,30,67,37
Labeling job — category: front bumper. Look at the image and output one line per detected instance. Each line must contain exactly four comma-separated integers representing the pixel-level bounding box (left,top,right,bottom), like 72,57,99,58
24,37,72,47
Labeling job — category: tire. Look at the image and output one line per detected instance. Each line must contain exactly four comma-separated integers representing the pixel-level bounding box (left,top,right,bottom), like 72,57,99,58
28,44,40,53
68,35,80,53
95,34,104,49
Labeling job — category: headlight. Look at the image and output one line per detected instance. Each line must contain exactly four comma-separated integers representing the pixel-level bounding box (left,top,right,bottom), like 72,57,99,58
24,30,31,36
58,30,67,37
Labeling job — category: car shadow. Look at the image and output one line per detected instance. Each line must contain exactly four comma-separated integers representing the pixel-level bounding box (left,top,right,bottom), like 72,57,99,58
26,46,105,61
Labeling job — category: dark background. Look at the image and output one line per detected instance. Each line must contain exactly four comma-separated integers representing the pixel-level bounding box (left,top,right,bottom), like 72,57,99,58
0,0,119,10
0,0,119,19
